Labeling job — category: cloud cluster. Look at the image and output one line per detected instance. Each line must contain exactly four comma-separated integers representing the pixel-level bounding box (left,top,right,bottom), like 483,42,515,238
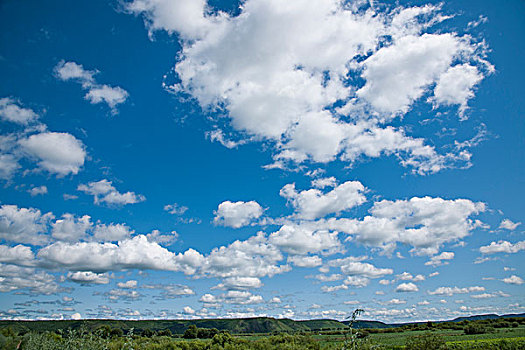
0,99,87,179
280,181,366,220
213,200,263,228
78,179,146,206
479,240,525,254
129,0,492,174
55,61,129,114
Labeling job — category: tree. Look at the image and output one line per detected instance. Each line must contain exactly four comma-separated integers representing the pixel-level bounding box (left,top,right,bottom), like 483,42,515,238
405,332,446,350
183,324,198,339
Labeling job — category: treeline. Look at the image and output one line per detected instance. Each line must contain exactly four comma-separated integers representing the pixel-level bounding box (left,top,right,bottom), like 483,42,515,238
313,317,525,336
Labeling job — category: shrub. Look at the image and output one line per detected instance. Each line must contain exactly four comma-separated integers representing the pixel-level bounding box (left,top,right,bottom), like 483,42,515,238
405,332,447,350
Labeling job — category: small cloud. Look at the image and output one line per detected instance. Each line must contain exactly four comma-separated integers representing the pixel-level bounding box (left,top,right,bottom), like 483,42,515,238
499,219,521,231
502,275,524,285
28,186,48,196
164,203,188,215
395,282,419,292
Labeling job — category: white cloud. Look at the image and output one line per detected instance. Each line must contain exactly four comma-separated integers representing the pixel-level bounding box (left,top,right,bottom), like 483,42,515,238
432,63,483,118
311,177,337,189
502,275,524,285
71,313,82,320
117,280,138,289
78,179,146,206
479,240,525,254
337,196,485,255
213,200,263,228
0,264,61,295
0,154,20,180
132,0,491,174
217,277,263,290
0,205,52,245
182,306,195,315
84,85,129,110
145,229,178,245
269,224,342,255
55,61,129,113
164,203,188,215
37,235,183,272
280,181,366,220
329,259,393,278
428,286,485,296
54,61,95,85
67,271,110,284
287,255,322,268
313,274,343,282
199,232,287,280
425,251,455,266
93,223,133,242
19,132,86,176
395,282,419,292
471,291,510,299
51,214,92,242
499,219,521,231
322,284,348,293
28,186,48,197
343,276,370,288
396,272,425,282
0,244,35,266
0,97,39,125
218,291,264,305
126,0,213,40
386,298,406,305
269,297,281,304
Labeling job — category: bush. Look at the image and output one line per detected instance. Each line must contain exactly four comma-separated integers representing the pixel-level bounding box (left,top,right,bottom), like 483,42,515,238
464,324,487,335
405,332,447,350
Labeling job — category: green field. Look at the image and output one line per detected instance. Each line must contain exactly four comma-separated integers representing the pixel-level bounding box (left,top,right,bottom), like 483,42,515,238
1,316,525,349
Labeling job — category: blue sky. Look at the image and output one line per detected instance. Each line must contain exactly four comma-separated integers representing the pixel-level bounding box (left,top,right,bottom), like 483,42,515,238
0,0,523,322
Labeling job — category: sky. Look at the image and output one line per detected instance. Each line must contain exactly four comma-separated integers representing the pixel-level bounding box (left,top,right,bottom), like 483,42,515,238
0,0,523,323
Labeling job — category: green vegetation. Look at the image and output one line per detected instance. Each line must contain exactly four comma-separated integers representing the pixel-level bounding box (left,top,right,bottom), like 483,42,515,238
0,316,523,349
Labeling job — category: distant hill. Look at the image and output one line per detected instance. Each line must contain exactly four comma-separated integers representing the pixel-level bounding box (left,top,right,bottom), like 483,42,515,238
0,313,523,334
341,320,391,329
450,313,525,322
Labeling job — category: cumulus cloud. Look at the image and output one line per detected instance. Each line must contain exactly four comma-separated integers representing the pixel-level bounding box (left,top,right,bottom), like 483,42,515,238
428,286,485,296
287,255,322,268
0,244,35,266
425,252,455,266
479,240,525,254
0,97,39,125
164,203,188,215
0,264,62,295
130,0,491,174
269,224,342,256
28,186,48,197
37,235,183,272
78,179,146,206
499,219,521,231
502,275,524,285
51,214,92,242
329,258,393,278
280,181,366,220
117,280,138,289
93,223,133,242
213,200,263,228
19,132,86,176
67,271,111,284
328,196,485,255
0,205,53,245
55,61,129,114
0,154,20,180
432,63,484,118
395,282,419,292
